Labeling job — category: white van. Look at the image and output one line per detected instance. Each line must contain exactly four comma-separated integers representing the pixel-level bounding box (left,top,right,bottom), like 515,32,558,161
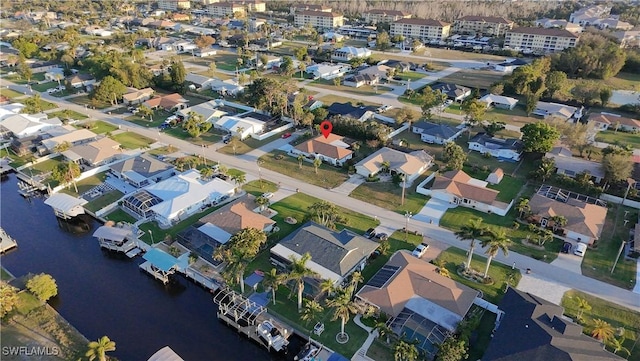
574,242,587,257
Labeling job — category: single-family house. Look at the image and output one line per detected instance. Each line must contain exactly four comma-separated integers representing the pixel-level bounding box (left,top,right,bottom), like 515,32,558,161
431,83,471,102
10,136,39,156
213,115,264,140
327,102,376,122
545,146,605,183
483,288,624,361
528,193,607,245
270,222,378,288
291,133,353,167
358,64,392,80
356,251,479,334
44,67,65,82
194,48,217,57
468,133,523,161
62,137,121,167
185,73,215,90
143,93,189,112
122,88,155,105
28,61,59,73
478,94,518,110
532,101,578,120
342,74,379,88
0,114,62,138
331,46,372,62
196,195,276,245
67,73,96,89
486,168,504,185
109,154,175,188
40,129,98,153
178,100,228,124
306,63,351,80
122,169,236,227
209,79,244,96
588,112,640,132
355,147,433,183
494,58,528,73
427,170,511,215
412,121,464,144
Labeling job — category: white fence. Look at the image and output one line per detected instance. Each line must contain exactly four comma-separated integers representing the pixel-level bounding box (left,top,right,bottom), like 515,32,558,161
16,153,60,171
250,122,294,141
386,123,409,140
416,171,439,196
600,193,640,210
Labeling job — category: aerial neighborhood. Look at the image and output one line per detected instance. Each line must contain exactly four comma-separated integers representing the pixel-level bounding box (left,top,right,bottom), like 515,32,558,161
1,1,640,361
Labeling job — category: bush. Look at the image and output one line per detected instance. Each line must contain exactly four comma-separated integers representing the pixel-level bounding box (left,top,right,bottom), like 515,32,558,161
26,273,58,302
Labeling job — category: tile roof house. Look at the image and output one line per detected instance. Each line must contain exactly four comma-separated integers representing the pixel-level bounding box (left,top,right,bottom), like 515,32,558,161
63,137,122,166
412,121,464,144
483,288,624,361
427,170,512,215
545,146,605,183
468,132,523,161
143,93,189,112
528,193,607,245
270,222,378,286
357,251,479,332
327,102,376,122
342,74,379,88
355,147,433,183
109,154,175,188
122,87,155,105
431,83,471,102
291,133,354,167
40,129,98,152
588,112,640,132
197,195,276,245
67,73,96,89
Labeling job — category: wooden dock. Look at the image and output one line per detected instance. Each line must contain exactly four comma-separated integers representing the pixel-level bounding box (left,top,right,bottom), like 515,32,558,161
0,227,17,253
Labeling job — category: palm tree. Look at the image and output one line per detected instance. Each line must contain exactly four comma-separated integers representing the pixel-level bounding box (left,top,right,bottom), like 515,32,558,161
263,268,285,305
393,339,419,361
516,197,530,219
301,299,324,325
255,196,270,211
200,166,214,180
576,297,592,320
297,154,305,169
286,252,318,311
608,336,631,356
591,319,615,342
231,173,246,187
319,278,335,297
313,157,322,174
378,241,391,255
481,229,512,278
375,321,393,344
349,271,363,295
454,218,488,271
550,215,567,232
221,249,250,293
381,160,391,174
85,336,116,361
327,286,360,338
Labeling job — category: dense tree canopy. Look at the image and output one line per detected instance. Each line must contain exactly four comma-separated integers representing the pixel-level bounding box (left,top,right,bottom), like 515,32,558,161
26,273,58,302
552,33,626,79
90,75,126,105
442,142,466,170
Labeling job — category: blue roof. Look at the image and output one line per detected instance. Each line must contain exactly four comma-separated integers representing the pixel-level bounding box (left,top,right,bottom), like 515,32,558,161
143,248,180,272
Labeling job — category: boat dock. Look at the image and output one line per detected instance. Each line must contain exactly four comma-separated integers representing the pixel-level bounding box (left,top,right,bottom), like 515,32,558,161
214,288,293,353
0,227,17,253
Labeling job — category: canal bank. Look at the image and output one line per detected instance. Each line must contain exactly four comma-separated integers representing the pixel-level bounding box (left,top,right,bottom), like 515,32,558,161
0,173,303,361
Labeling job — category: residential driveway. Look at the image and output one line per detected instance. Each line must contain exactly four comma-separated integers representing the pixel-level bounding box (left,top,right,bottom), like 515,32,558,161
413,198,454,226
516,273,571,305
332,175,365,194
550,252,583,274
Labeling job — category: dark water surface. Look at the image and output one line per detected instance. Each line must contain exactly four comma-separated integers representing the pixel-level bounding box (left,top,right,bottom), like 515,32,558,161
1,174,300,361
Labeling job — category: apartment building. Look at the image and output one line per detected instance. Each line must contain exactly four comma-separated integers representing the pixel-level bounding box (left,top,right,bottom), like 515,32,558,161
206,1,265,17
453,15,514,37
505,27,579,53
363,9,411,24
290,4,332,14
294,10,344,30
158,0,191,11
390,18,451,42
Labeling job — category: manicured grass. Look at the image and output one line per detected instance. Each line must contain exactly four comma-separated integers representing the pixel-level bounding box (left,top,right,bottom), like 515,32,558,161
104,208,137,224
111,131,155,149
67,94,111,109
438,68,506,90
434,247,522,304
163,127,224,145
48,109,89,120
360,231,424,285
562,289,640,360
259,151,350,189
30,81,57,92
395,71,426,81
29,157,64,175
366,339,394,361
484,106,539,128
349,174,430,215
416,47,505,62
78,120,118,134
16,291,42,315
582,205,637,289
217,131,286,155
487,175,525,203
148,145,179,156
595,130,640,149
16,97,58,112
242,179,278,196
311,79,393,96
59,173,107,196
0,88,26,99
84,190,124,213
125,109,170,128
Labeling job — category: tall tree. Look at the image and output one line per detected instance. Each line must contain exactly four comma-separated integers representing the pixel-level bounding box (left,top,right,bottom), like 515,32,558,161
183,111,211,138
194,35,216,49
231,173,246,187
516,197,531,219
307,201,345,229
531,157,555,182
442,142,466,170
480,229,511,278
301,299,324,325
169,59,186,93
421,87,447,119
607,336,631,357
602,152,633,188
599,87,612,107
26,273,58,302
313,157,322,174
376,31,391,50
286,252,318,311
521,122,560,153
0,283,19,318
544,71,568,99
91,75,126,105
436,337,468,361
461,98,486,130
455,218,488,271
394,340,419,361
482,120,506,137
263,268,285,305
552,33,626,79
85,336,116,361
327,286,360,338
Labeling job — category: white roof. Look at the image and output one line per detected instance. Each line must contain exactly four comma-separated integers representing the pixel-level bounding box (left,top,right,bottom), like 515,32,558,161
41,129,98,150
198,223,232,244
44,193,88,214
479,94,518,106
178,100,228,122
147,346,185,361
0,114,61,137
0,103,26,120
334,46,371,58
271,243,342,283
214,115,264,135
92,226,132,242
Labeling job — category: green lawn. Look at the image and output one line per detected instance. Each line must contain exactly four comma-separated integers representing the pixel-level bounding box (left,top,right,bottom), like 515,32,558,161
311,79,393,96
242,179,278,196
434,247,522,304
59,173,107,196
125,109,170,128
163,127,224,146
562,290,640,360
0,88,26,99
147,145,179,156
67,94,111,109
48,109,89,120
84,190,124,213
484,106,539,128
104,208,137,224
349,173,431,215
582,205,637,289
487,175,525,203
217,131,287,155
395,71,426,81
438,68,505,90
111,131,155,149
595,130,640,149
77,120,118,134
16,291,42,315
366,339,394,361
0,268,12,281
29,157,64,175
16,97,58,112
258,151,349,189
30,81,57,92
360,231,424,285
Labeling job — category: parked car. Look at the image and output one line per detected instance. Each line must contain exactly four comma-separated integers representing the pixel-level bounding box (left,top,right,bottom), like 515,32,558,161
222,134,232,144
281,132,292,139
261,192,274,199
574,242,587,257
374,233,389,242
561,242,571,254
159,123,170,130
411,243,430,258
364,228,376,239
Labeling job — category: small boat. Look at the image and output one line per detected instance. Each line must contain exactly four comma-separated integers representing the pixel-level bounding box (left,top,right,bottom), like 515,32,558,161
294,341,321,361
257,319,289,352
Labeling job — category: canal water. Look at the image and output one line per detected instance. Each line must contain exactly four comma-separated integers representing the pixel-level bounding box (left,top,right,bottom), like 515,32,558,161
0,174,302,361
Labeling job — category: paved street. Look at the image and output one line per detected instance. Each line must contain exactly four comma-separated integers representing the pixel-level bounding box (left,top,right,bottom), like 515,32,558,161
3,80,639,313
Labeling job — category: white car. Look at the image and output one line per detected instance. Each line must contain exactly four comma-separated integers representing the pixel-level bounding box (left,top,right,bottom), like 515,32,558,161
412,243,430,258
574,242,587,257
261,192,274,199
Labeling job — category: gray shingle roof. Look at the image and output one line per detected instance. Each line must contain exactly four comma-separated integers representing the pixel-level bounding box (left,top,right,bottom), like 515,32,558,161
413,121,459,139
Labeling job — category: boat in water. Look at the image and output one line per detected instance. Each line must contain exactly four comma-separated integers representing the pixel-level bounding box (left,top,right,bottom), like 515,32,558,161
294,340,321,361
256,319,289,352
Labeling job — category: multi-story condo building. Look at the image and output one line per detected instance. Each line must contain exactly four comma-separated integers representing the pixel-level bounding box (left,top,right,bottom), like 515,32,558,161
290,4,332,14
391,18,451,42
363,9,411,24
453,15,514,37
294,10,344,30
207,1,265,17
158,0,191,11
504,27,579,53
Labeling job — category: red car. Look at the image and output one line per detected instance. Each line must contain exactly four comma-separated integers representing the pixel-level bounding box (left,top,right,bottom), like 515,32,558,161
281,132,292,139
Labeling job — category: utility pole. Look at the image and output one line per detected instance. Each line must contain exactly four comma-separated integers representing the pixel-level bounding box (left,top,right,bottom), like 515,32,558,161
611,240,628,274
405,211,412,241
401,174,406,205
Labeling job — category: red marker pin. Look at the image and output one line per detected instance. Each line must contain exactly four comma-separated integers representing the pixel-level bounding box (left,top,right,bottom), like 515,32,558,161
320,120,332,139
